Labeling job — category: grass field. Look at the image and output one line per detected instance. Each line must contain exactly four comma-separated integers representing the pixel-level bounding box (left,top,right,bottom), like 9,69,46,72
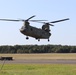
0,53,76,75
0,53,76,59
0,64,76,75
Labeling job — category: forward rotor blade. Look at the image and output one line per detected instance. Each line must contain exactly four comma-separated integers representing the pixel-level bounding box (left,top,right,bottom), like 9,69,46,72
30,21,45,23
50,18,69,23
30,20,48,22
26,15,36,21
0,19,21,22
0,19,47,22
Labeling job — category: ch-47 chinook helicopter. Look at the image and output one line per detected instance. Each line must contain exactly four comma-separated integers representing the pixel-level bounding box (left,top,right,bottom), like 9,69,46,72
0,15,69,41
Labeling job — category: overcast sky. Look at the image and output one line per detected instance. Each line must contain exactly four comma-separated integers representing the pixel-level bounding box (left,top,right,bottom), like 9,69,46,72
0,0,76,46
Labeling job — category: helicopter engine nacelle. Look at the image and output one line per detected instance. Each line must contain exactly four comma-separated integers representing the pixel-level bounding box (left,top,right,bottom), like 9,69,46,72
42,24,50,32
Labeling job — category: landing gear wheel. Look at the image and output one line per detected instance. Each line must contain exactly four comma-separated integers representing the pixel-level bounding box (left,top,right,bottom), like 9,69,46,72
48,39,50,42
26,36,29,40
38,39,40,41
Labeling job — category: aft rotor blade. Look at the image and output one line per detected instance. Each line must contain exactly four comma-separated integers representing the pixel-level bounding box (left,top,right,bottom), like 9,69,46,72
0,19,21,22
49,24,54,26
50,18,69,23
26,15,36,21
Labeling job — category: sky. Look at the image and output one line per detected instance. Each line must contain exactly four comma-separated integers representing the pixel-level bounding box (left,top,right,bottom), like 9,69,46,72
0,0,76,46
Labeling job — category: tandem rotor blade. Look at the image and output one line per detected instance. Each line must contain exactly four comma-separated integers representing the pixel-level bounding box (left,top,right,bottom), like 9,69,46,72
26,15,36,21
49,24,54,26
0,19,21,22
0,15,36,22
50,18,69,23
0,19,48,22
30,20,48,22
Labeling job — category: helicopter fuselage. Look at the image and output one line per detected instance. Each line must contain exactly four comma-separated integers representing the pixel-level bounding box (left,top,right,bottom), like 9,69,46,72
0,15,69,42
20,25,51,40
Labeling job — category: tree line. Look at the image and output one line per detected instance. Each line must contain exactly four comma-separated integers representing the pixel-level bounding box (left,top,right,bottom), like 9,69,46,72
0,45,76,53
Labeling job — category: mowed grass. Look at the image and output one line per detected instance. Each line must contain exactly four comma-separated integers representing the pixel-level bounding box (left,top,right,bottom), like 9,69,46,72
0,53,76,75
0,53,76,60
0,64,76,75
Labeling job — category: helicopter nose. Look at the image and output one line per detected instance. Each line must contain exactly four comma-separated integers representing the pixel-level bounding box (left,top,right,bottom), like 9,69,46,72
20,28,25,32
20,26,26,32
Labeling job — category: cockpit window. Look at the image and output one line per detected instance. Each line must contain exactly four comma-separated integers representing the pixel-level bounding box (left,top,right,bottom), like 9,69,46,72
21,26,26,30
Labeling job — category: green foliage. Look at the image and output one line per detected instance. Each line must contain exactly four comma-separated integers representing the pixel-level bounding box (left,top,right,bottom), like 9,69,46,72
0,45,76,53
